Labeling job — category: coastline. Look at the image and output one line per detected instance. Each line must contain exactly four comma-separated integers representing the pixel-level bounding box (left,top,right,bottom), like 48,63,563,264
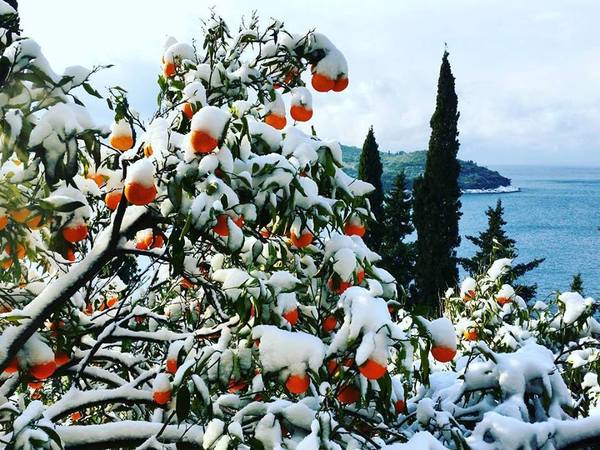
462,185,520,195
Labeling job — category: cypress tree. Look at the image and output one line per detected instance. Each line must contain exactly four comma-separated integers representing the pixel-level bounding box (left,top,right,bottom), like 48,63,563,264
412,51,462,316
381,171,414,298
459,199,544,300
570,273,584,294
357,126,384,251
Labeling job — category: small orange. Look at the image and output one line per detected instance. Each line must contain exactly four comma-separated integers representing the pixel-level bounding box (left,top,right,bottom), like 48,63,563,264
344,222,365,237
106,296,118,308
265,114,286,130
180,278,194,290
163,62,176,78
166,358,178,374
290,231,313,248
333,76,349,92
143,143,154,157
28,381,44,389
282,308,299,326
311,73,334,92
4,357,18,374
0,215,8,231
87,173,105,187
290,105,313,122
182,103,194,119
394,399,406,414
337,385,360,404
65,247,76,262
497,296,512,306
1,259,12,269
30,360,57,380
463,329,478,341
10,208,30,223
358,359,387,380
26,215,43,229
286,373,310,395
62,224,88,243
463,290,476,301
55,352,70,367
227,379,249,394
5,243,26,260
109,134,134,151
326,359,339,376
327,277,352,295
431,346,456,363
105,190,122,211
356,270,365,285
322,315,337,333
124,182,157,206
153,389,172,405
190,130,218,154
70,411,82,422
136,232,164,250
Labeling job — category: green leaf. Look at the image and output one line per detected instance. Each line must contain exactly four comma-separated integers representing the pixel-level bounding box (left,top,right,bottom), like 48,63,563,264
40,200,85,213
37,426,64,450
176,384,191,422
82,82,102,98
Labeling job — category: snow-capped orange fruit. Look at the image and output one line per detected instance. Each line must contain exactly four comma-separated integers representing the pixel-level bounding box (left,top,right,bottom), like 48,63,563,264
322,315,337,332
327,277,352,295
109,134,134,151
144,143,154,157
265,114,286,130
0,215,8,231
107,296,118,308
311,73,334,92
463,328,478,341
30,360,57,380
87,172,104,187
337,385,360,404
190,130,218,154
286,373,310,394
290,231,313,248
163,62,176,78
333,76,349,92
10,208,30,223
136,232,164,250
62,224,88,243
166,358,178,374
290,105,313,122
497,296,512,306
344,222,365,237
394,399,406,414
282,308,299,326
5,243,26,260
125,182,157,206
4,357,18,374
358,359,387,380
182,102,194,119
431,346,456,363
105,190,122,210
212,214,243,237
153,389,172,405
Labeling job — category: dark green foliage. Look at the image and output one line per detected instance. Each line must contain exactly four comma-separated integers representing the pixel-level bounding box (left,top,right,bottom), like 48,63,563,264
460,199,544,300
570,273,584,294
412,51,462,316
343,146,511,192
381,171,414,298
358,126,385,251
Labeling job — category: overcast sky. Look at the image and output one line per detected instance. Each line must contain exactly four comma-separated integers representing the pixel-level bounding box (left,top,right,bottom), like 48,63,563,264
18,0,600,166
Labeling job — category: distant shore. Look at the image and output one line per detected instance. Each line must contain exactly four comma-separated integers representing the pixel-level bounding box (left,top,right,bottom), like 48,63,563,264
462,186,521,195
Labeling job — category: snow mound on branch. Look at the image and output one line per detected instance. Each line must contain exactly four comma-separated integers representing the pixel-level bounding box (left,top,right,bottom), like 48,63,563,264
557,291,593,324
335,169,375,197
382,431,447,450
183,81,207,106
426,317,457,350
126,158,155,188
487,258,512,281
253,325,325,375
290,87,312,108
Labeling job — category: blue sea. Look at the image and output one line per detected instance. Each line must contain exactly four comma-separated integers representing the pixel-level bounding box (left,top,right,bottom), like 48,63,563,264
459,166,600,300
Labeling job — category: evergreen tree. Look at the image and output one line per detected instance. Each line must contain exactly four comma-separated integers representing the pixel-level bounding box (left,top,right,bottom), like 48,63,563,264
570,273,584,294
460,199,544,300
412,51,462,316
381,171,414,297
358,126,384,251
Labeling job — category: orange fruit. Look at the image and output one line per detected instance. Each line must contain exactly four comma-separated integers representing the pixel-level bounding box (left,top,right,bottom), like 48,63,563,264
5,243,26,260
431,346,456,363
463,329,478,341
163,62,176,78
337,385,360,404
65,247,76,262
30,360,57,380
182,102,194,119
136,232,164,250
227,379,249,393
55,352,70,367
28,381,43,389
70,411,82,422
166,358,178,374
290,231,313,248
87,173,104,187
323,315,337,332
290,105,313,122
358,359,387,380
356,270,365,285
1,259,12,269
180,278,194,290
213,214,230,237
333,76,349,92
104,190,122,211
286,373,310,394
125,182,157,206
463,290,476,301
259,228,271,238
282,308,299,326
106,296,118,308
109,134,134,151
190,130,218,154
344,222,365,237
144,143,154,157
153,389,172,405
497,296,512,306
311,73,334,92
10,208,30,223
62,224,88,243
84,303,93,315
0,215,8,230
265,114,286,130
327,277,352,295
326,359,339,375
26,215,43,229
394,399,406,414
4,357,18,374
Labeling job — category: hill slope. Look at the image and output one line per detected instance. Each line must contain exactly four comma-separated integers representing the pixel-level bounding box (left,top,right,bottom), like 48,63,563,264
341,145,512,191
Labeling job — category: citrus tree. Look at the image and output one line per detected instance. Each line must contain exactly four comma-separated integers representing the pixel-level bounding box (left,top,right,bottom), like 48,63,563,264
1,3,600,450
